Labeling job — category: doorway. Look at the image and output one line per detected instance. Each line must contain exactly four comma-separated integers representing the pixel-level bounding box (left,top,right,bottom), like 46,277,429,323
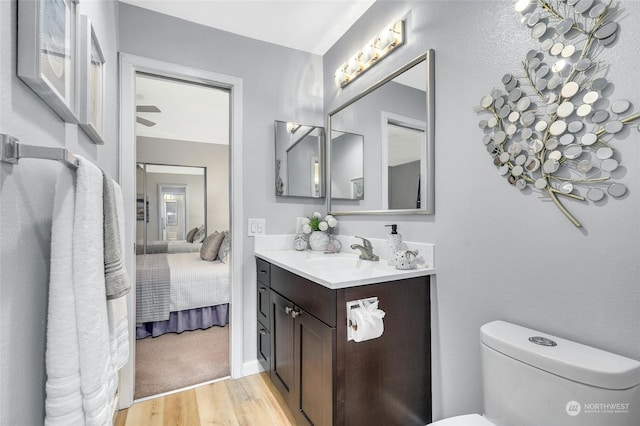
119,54,244,408
380,112,427,210
135,73,230,400
159,184,187,241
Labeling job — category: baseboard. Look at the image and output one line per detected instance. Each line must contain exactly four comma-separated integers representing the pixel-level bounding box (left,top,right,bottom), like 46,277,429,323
242,359,263,377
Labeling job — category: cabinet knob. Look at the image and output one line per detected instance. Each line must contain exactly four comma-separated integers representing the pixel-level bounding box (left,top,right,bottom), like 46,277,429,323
259,328,267,335
260,287,267,292
291,310,301,318
285,306,293,315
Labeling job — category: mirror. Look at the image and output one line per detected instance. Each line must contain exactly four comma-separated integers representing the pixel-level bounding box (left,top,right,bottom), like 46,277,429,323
274,120,325,198
328,50,434,215
136,163,207,254
330,130,364,200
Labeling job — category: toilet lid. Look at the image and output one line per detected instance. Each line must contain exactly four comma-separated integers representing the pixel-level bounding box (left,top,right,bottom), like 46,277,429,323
429,414,496,426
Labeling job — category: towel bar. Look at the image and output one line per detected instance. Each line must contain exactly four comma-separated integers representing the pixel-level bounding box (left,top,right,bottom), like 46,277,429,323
1,133,79,169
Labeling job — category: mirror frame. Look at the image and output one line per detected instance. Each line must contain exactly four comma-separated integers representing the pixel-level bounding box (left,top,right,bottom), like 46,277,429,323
327,49,435,216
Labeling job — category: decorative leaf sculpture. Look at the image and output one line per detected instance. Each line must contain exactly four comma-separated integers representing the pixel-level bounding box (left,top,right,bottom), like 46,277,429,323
476,0,640,228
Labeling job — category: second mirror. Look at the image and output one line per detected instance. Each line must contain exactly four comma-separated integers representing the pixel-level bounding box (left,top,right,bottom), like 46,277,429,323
274,120,325,198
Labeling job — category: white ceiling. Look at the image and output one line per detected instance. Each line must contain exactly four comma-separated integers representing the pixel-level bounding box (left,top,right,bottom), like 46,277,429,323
127,0,376,143
136,73,230,144
120,0,376,55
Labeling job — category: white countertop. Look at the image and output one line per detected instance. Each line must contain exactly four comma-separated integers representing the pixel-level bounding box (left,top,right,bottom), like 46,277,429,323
254,235,435,290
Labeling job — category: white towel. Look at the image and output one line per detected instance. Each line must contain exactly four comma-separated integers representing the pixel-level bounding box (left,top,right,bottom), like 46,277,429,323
107,180,129,372
73,157,117,425
45,167,84,426
45,157,118,426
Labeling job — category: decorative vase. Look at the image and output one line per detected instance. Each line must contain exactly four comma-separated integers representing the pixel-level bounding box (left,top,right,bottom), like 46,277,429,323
308,231,330,251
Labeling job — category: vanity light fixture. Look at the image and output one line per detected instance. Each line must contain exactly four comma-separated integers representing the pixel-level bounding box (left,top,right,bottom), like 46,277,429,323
334,19,405,88
286,122,301,133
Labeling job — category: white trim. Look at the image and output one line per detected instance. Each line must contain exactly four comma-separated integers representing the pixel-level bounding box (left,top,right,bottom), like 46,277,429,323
118,53,244,409
380,111,427,210
242,360,263,377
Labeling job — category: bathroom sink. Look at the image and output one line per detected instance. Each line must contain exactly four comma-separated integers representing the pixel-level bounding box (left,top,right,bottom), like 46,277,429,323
303,254,379,270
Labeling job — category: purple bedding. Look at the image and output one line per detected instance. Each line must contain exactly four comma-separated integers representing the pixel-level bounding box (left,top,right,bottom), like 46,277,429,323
136,303,229,339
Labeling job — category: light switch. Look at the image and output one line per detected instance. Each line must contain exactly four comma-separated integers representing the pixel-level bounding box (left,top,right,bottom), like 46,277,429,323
248,218,266,236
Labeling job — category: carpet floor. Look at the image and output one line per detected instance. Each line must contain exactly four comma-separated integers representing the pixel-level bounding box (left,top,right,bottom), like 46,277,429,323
134,325,230,399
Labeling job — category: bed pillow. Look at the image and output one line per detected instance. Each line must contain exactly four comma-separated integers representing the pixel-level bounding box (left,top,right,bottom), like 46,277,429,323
186,227,198,243
217,231,230,263
200,232,225,261
192,225,206,243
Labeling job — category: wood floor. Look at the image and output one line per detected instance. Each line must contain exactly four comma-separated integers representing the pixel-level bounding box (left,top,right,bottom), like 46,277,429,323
114,373,297,425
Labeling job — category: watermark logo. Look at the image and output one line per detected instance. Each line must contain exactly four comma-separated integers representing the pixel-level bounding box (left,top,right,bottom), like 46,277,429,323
565,400,631,416
566,401,581,416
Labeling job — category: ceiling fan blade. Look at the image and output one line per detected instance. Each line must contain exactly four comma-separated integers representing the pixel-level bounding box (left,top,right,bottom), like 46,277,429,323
136,105,161,113
136,116,156,127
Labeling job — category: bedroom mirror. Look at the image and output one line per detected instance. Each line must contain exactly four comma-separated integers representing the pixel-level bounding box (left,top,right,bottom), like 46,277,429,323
136,163,207,254
274,120,325,198
328,49,435,215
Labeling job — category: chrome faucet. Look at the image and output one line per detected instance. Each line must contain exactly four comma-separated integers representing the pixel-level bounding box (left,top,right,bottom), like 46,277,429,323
350,236,379,261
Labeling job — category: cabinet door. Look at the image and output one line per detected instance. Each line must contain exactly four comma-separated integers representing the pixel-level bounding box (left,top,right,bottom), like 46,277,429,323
294,308,335,426
257,321,271,373
270,290,295,406
257,282,270,327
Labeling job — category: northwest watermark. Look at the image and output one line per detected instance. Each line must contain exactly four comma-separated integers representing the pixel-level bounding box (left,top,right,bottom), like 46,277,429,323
566,400,631,416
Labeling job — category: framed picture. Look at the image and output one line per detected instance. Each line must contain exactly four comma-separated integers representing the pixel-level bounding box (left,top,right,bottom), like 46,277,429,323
137,195,149,222
17,0,79,123
351,177,364,200
78,15,105,145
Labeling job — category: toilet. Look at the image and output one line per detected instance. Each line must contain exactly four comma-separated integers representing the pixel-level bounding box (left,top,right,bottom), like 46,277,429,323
431,320,640,426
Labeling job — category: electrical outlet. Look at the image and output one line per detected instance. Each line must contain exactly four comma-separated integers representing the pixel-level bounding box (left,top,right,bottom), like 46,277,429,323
248,218,266,236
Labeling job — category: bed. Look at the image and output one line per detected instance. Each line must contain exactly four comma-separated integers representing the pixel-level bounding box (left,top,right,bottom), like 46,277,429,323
136,240,203,255
135,251,229,338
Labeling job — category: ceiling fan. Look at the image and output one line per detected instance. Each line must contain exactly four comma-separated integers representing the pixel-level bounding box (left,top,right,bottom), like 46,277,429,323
136,105,161,127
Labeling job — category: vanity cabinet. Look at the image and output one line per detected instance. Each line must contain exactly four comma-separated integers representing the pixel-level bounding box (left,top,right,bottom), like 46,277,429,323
270,290,334,426
256,258,431,426
256,258,271,373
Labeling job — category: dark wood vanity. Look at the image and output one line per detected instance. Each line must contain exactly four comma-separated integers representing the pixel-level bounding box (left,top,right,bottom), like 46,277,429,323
256,257,431,425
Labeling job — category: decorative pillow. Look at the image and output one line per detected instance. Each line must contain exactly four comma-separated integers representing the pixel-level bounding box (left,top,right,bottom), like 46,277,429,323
200,232,225,261
192,225,206,243
186,227,198,243
217,231,230,263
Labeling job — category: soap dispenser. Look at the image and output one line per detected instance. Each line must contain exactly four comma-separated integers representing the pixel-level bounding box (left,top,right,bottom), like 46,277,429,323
385,224,403,264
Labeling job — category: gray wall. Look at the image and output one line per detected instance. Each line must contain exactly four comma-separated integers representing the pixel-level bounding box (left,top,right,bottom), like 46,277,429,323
118,3,326,369
324,1,640,420
331,132,363,199
287,134,318,197
0,1,119,424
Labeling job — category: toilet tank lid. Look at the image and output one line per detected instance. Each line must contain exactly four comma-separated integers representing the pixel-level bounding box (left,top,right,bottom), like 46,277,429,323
480,321,640,390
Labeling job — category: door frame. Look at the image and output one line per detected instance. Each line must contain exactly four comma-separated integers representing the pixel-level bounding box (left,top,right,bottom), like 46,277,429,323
118,53,244,408
380,111,427,210
157,183,188,241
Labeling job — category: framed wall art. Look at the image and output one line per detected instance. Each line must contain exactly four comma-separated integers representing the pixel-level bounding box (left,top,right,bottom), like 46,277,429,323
78,14,105,145
17,0,79,123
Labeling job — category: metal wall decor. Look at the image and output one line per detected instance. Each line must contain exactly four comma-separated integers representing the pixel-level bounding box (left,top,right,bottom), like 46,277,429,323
476,0,640,228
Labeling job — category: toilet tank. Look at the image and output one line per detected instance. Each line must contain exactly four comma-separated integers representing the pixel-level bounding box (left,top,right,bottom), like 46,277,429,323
480,321,640,426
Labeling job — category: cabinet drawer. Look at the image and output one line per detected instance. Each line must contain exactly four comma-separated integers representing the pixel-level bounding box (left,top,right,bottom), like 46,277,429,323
271,264,336,328
256,258,271,286
257,320,271,374
257,281,270,328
